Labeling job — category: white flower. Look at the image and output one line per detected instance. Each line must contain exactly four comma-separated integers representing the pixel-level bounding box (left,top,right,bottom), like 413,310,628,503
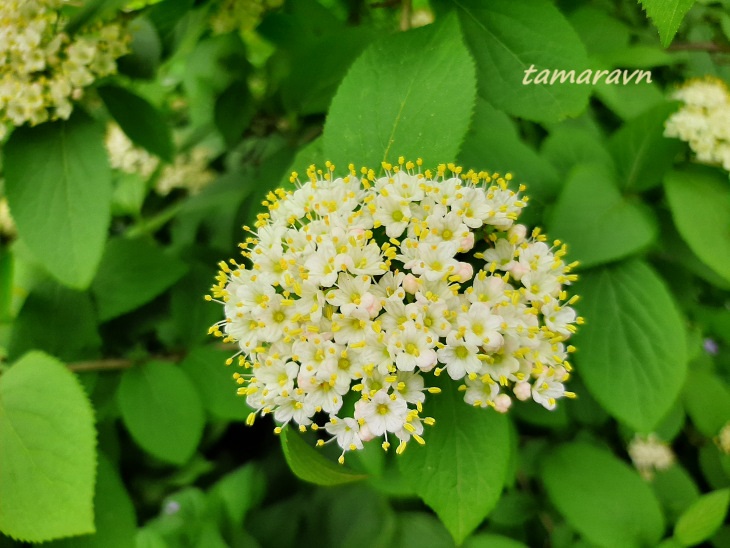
325,417,364,454
354,390,409,437
437,332,482,380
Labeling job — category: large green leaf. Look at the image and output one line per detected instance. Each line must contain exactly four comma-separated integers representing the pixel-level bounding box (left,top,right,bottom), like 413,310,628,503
683,371,730,438
322,14,476,170
280,427,367,486
674,489,730,547
8,280,101,362
547,164,658,268
98,85,174,162
541,127,615,177
458,96,560,203
542,442,665,547
651,465,701,524
664,167,730,285
91,237,188,322
608,103,683,192
638,0,697,47
3,112,111,289
208,463,266,529
453,0,590,123
392,512,455,548
463,534,528,548
118,361,205,465
398,375,511,545
573,260,687,432
46,454,136,548
0,352,96,542
179,345,250,421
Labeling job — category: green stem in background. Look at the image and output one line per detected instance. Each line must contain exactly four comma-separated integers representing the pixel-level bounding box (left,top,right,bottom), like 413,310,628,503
400,0,412,31
668,41,730,52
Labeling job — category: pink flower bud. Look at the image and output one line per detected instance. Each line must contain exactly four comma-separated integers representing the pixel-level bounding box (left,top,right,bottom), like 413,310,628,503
459,231,475,252
513,382,531,401
454,262,474,283
494,394,512,413
403,274,419,294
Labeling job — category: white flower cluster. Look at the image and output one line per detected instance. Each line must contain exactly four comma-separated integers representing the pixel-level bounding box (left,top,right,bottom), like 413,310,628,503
209,160,580,462
0,0,128,138
628,433,675,480
664,77,730,173
104,123,215,196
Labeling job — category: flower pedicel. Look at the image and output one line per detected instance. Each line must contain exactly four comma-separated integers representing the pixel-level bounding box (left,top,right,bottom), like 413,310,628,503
208,159,582,463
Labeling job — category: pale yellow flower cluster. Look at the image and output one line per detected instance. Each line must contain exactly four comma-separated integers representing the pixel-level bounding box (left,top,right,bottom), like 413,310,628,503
0,196,16,239
0,0,128,138
665,77,730,174
155,147,216,196
104,123,215,196
628,433,675,480
209,0,284,35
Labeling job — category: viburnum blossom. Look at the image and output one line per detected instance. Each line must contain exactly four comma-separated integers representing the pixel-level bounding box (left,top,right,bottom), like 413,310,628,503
664,76,730,174
628,433,675,480
0,0,129,138
208,159,581,462
104,123,216,195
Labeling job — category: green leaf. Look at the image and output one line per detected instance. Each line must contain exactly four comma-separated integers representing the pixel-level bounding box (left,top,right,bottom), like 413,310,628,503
664,167,730,285
168,262,223,346
280,427,367,486
0,351,96,542
541,127,615,177
63,0,128,35
453,0,590,123
594,81,665,120
683,371,730,438
608,103,683,192
541,442,665,547
392,512,455,548
398,375,511,544
214,80,255,147
8,280,100,362
638,0,696,47
652,465,701,524
573,260,687,432
0,249,13,322
183,34,250,129
208,463,266,528
179,346,250,421
45,454,136,548
674,489,730,546
281,27,372,116
3,112,111,289
458,97,561,202
325,484,397,547
99,85,173,162
117,17,162,80
462,533,528,548
91,237,188,322
118,361,205,465
322,14,476,170
568,7,630,56
547,164,658,268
